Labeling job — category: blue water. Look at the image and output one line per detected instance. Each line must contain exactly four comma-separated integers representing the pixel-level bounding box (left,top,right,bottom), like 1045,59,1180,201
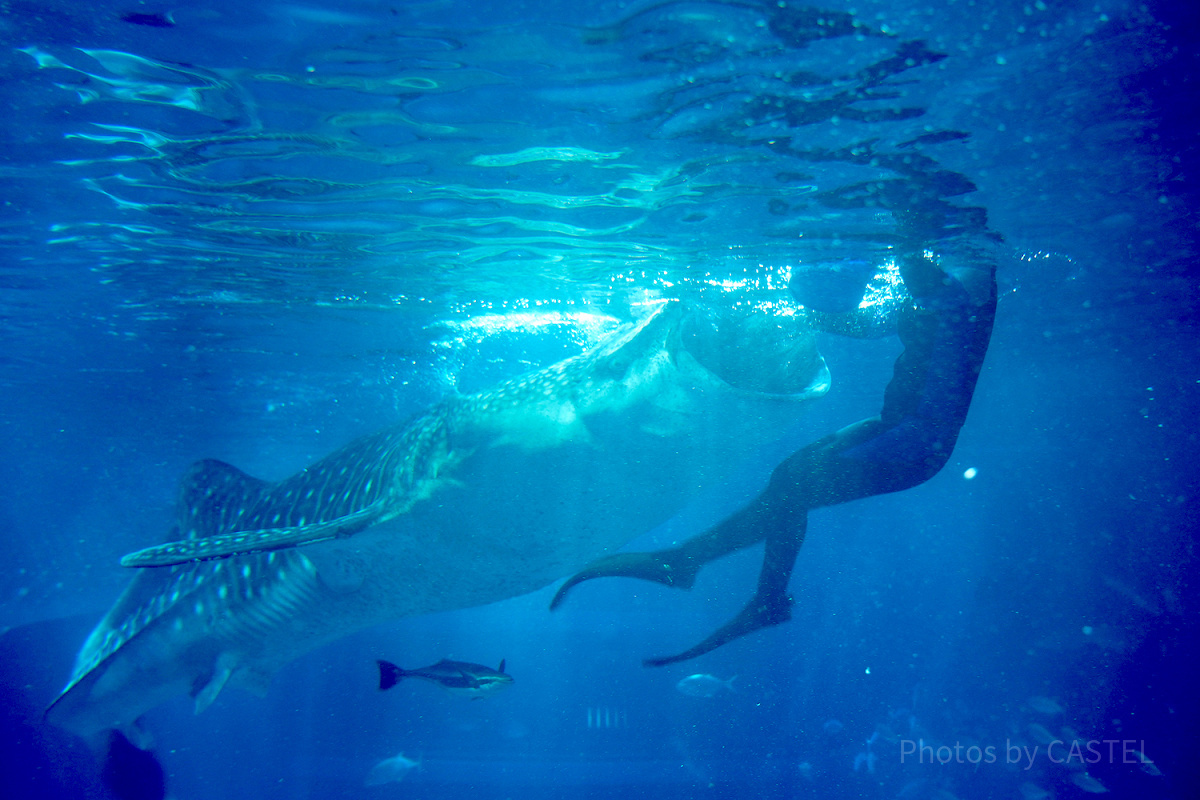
1,1,1195,799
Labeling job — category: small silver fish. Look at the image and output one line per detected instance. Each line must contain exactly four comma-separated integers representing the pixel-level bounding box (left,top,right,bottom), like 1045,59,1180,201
1131,749,1163,777
675,673,736,697
365,752,420,786
1027,695,1064,715
1070,772,1109,794
1027,722,1057,746
1018,782,1051,800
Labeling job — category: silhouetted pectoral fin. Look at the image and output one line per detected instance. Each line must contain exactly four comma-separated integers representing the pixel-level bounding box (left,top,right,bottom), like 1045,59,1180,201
120,503,384,568
644,511,807,666
643,591,794,667
549,550,700,611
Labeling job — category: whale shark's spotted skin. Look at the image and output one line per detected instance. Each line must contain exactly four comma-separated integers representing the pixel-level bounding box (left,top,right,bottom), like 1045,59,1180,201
119,414,452,568
48,303,830,735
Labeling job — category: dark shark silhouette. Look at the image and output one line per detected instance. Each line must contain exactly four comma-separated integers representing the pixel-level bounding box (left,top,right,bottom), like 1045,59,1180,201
47,302,830,736
377,658,513,698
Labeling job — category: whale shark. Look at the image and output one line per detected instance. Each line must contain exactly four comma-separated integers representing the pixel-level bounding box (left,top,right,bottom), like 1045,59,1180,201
46,300,830,736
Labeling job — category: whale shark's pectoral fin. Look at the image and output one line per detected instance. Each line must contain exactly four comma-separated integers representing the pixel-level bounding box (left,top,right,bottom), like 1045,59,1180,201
549,550,702,611
193,652,239,715
642,590,794,667
642,513,807,667
551,548,793,667
120,503,385,568
552,506,808,667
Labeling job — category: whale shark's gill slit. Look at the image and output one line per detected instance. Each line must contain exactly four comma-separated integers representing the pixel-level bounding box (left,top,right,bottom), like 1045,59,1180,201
214,553,320,648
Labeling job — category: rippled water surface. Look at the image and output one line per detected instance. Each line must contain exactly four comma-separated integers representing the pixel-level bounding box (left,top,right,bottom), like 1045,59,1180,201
1,1,1195,799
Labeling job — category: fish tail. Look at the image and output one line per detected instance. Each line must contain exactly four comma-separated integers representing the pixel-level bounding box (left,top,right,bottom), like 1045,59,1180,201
377,660,405,691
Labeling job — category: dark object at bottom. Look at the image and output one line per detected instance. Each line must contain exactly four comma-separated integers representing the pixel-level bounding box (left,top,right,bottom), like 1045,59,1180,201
101,730,165,800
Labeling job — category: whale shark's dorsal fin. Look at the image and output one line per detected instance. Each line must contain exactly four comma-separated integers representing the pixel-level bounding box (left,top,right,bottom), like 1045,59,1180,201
176,459,271,540
118,458,313,567
118,458,285,565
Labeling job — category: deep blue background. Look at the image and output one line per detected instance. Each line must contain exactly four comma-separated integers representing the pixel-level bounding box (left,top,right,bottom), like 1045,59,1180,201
1,1,1196,799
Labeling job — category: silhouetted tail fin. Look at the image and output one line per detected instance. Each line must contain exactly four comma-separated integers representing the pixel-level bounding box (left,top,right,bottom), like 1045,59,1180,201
378,660,405,691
